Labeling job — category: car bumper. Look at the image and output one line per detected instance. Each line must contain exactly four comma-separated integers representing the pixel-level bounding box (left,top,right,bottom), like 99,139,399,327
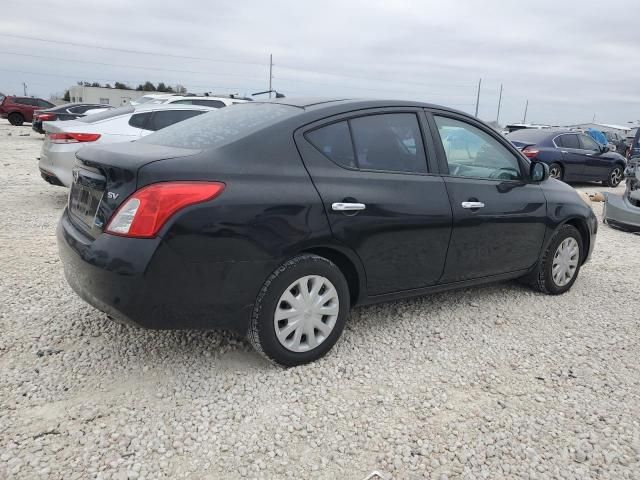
57,209,263,333
38,142,81,187
603,192,640,232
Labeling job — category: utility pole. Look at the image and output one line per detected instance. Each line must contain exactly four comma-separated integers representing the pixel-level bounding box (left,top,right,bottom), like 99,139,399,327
268,54,273,99
496,83,503,123
474,78,482,117
22,82,27,96
522,99,529,124
592,113,596,122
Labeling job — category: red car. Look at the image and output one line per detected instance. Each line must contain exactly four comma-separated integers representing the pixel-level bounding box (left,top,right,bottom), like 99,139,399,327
0,95,55,125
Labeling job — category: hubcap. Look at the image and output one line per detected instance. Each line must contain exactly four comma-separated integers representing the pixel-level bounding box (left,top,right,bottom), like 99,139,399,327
610,168,622,185
552,237,579,287
274,275,339,353
550,167,561,179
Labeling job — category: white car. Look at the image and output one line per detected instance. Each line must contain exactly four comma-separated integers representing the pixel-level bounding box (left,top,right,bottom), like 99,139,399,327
130,93,249,109
38,104,214,187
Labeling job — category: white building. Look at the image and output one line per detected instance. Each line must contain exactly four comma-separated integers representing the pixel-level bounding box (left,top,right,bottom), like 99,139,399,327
568,123,632,137
68,86,158,106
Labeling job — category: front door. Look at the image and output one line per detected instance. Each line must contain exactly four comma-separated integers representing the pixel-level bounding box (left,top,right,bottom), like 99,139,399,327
295,109,452,296
429,112,548,283
578,133,611,179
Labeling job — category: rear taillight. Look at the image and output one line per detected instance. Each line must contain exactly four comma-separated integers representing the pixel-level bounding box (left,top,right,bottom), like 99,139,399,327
38,113,56,121
105,182,225,238
522,146,539,159
48,132,101,143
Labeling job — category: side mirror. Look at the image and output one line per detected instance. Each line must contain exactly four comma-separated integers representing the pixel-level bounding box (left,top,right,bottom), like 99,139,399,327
530,161,549,182
601,145,610,153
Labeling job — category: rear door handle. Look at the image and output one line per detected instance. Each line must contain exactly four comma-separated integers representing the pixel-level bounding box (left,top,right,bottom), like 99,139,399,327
461,201,485,209
332,202,366,211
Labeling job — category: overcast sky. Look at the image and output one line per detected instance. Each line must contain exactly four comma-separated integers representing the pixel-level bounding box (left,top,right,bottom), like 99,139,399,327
1,0,639,125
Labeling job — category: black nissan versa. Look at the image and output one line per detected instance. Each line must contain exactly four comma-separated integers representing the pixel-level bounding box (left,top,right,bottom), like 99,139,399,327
57,99,597,366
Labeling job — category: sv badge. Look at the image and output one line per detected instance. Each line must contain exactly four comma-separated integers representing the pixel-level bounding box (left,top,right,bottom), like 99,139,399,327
107,192,119,200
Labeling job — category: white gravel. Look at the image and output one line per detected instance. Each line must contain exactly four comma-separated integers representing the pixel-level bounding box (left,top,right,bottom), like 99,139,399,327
1,119,639,480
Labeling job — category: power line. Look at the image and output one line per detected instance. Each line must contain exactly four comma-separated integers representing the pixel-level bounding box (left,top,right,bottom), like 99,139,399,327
0,33,267,67
0,51,267,81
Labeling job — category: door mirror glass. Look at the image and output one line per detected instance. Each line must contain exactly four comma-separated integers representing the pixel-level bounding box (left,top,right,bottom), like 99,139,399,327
530,161,549,182
601,145,610,153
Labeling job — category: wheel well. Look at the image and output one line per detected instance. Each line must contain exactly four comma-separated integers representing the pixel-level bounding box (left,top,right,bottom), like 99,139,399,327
565,218,590,263
302,247,360,304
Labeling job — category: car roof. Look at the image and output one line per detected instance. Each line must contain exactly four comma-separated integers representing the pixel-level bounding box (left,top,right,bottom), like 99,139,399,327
254,97,467,114
132,103,217,113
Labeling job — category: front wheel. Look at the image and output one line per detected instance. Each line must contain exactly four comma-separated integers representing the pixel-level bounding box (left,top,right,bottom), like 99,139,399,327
248,254,350,367
529,224,583,295
604,166,624,188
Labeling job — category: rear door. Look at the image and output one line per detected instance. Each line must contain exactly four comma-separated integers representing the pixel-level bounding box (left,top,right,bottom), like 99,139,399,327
295,108,452,296
428,111,547,283
555,133,586,180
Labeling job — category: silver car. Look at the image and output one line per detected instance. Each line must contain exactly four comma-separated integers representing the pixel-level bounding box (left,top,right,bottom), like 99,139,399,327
38,104,214,187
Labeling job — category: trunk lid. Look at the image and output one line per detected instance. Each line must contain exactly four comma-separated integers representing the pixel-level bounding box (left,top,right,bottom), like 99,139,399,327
68,142,199,238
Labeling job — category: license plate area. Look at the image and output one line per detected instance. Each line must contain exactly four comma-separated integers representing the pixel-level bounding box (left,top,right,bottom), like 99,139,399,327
69,168,106,234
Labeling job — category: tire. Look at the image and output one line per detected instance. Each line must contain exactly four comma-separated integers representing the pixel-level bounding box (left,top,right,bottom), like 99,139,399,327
549,163,563,181
604,166,624,188
8,112,24,126
248,254,350,367
529,224,583,295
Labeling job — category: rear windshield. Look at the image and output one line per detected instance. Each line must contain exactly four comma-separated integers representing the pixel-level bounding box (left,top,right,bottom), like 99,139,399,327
139,103,298,149
506,129,552,143
78,106,133,123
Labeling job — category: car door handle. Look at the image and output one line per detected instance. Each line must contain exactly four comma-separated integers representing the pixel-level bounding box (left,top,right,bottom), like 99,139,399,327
332,202,366,211
561,150,568,154
461,201,485,209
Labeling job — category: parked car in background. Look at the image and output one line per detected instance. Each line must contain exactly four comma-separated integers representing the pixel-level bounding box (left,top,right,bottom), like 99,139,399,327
38,104,214,187
0,96,55,125
32,103,114,134
57,99,597,366
628,127,640,159
507,128,626,187
131,93,249,108
603,131,628,155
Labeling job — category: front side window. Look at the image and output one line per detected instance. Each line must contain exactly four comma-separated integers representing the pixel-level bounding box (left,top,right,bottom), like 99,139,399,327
579,135,600,151
435,116,522,181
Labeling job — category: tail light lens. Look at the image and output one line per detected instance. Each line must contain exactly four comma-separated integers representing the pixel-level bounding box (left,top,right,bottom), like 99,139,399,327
522,146,539,158
49,132,101,144
106,182,225,238
38,113,56,121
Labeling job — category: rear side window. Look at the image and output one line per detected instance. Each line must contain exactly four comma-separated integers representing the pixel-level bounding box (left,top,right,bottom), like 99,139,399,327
14,97,33,106
350,114,427,173
146,110,204,131
78,106,133,123
306,121,356,168
306,113,427,174
193,99,225,108
556,134,580,149
128,112,151,129
140,103,297,149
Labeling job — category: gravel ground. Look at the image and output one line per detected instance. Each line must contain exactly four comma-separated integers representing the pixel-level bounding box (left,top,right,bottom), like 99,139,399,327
1,119,639,480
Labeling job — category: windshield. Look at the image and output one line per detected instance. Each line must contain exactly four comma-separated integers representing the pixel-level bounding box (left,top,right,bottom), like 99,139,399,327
78,106,133,123
139,103,298,149
131,95,163,106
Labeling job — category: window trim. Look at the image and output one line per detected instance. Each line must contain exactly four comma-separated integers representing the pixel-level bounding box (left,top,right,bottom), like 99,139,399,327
300,107,435,176
426,109,529,182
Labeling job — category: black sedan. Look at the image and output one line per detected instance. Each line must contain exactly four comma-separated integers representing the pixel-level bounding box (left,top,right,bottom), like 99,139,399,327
32,103,113,134
507,128,626,187
57,99,597,366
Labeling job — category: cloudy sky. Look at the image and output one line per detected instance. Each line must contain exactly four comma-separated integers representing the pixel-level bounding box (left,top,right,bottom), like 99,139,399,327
1,0,638,126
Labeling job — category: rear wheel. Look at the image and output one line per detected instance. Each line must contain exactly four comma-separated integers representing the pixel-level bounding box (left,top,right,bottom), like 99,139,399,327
8,112,24,126
529,224,583,295
549,163,563,181
604,166,624,187
248,254,350,367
